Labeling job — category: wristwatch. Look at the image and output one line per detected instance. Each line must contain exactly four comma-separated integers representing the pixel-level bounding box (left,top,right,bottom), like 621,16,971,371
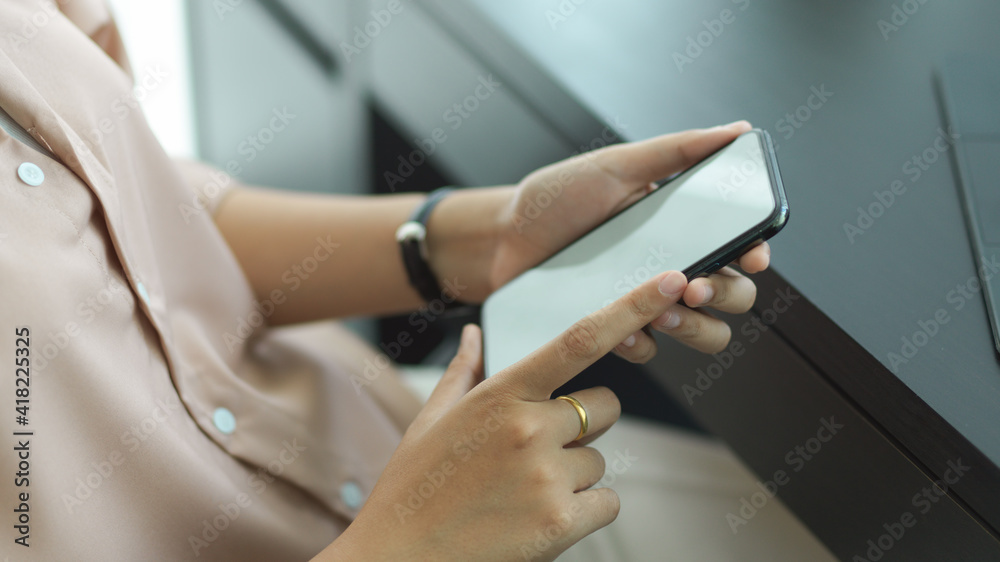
396,187,459,305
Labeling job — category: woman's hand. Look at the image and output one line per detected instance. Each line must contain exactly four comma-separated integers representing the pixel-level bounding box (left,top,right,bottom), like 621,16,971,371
491,121,769,357
319,271,689,562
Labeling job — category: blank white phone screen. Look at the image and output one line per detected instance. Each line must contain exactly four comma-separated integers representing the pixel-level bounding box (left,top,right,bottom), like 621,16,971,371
482,132,777,376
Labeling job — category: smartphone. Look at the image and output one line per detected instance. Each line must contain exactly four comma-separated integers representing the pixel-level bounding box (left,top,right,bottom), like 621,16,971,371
481,128,788,376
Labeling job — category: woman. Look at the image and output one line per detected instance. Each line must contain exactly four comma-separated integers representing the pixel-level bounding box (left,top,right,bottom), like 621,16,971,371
0,1,832,559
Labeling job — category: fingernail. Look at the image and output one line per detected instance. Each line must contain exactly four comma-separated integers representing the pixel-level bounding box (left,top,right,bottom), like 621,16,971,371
658,271,685,296
623,334,636,348
711,120,748,131
710,120,736,131
700,285,715,306
662,310,681,330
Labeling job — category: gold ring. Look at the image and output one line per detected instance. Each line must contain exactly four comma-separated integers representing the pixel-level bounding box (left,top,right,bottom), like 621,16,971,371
556,395,589,441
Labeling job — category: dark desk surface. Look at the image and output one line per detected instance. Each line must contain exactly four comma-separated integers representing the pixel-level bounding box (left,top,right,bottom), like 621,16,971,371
419,0,1000,541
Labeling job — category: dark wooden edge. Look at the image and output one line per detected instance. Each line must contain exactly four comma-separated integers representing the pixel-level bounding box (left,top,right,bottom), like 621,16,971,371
755,267,1000,538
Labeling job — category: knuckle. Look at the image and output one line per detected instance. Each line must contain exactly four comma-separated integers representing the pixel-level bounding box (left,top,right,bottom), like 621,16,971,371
561,318,603,361
610,399,623,422
631,342,657,364
625,353,650,364
588,448,607,477
625,290,657,319
619,345,650,365
704,325,732,354
675,313,701,339
606,489,622,521
594,488,621,523
537,502,575,537
508,418,545,451
741,280,758,311
721,275,757,313
655,311,679,332
529,461,563,488
712,277,731,305
620,351,644,365
594,386,622,419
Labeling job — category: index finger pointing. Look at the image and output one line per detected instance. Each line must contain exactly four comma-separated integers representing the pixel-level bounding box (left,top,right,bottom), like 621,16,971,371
503,271,688,400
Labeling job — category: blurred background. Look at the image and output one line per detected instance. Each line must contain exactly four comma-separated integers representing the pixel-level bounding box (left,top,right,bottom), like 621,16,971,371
107,1,194,158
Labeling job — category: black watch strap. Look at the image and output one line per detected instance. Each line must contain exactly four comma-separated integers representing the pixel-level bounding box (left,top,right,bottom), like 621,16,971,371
396,187,457,305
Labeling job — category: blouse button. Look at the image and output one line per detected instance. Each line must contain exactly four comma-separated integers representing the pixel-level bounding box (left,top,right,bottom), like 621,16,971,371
340,481,364,510
212,407,236,435
17,162,44,186
136,282,151,306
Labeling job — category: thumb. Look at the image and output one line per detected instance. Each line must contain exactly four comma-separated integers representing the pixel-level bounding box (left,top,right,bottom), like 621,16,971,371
408,324,484,435
600,120,752,185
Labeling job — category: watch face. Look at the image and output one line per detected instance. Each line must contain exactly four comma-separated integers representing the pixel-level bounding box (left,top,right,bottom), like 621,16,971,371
395,221,427,243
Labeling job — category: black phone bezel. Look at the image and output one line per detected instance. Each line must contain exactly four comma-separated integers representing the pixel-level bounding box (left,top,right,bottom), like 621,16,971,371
680,128,788,279
497,128,789,284
482,128,789,376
